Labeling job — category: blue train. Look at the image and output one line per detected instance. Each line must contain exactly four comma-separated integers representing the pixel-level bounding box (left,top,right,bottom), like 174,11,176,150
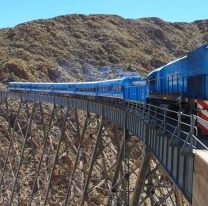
146,44,208,109
7,44,208,134
8,77,147,104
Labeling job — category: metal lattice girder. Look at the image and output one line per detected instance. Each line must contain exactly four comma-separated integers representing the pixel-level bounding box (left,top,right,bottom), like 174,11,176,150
0,100,45,205
131,153,178,206
28,105,79,205
0,100,28,205
0,95,189,206
105,132,144,205
65,112,107,205
0,97,12,204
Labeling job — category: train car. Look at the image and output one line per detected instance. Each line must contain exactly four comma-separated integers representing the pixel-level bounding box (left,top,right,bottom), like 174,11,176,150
75,82,97,96
8,82,31,92
31,83,52,94
97,77,143,99
53,83,75,95
97,78,124,99
124,78,146,103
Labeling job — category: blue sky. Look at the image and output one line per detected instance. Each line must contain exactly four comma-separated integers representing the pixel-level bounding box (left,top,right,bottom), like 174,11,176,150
1,0,208,29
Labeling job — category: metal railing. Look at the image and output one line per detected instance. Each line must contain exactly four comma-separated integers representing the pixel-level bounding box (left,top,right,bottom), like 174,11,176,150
126,101,208,153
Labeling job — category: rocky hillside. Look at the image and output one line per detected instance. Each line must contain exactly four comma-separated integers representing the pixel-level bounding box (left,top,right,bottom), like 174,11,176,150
0,14,208,84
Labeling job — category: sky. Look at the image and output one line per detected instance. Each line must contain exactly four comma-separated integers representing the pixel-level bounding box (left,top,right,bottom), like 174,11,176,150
0,0,208,29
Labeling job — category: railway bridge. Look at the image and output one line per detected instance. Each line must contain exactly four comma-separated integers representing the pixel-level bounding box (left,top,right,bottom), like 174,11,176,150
0,91,207,205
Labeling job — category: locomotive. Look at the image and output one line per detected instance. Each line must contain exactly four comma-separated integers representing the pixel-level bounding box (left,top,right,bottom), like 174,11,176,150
146,43,208,134
8,44,208,134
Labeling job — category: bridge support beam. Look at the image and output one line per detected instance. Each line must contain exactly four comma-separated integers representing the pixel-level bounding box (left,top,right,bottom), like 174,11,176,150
132,145,151,206
0,94,194,205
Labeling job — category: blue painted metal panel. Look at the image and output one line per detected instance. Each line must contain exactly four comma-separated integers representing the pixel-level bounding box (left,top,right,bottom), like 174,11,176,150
187,44,208,76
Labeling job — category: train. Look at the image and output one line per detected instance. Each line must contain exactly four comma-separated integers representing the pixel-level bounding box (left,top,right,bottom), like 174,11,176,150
8,76,146,102
8,44,208,135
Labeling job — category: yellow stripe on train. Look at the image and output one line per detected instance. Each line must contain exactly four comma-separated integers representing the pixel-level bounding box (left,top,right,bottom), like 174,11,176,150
125,100,144,104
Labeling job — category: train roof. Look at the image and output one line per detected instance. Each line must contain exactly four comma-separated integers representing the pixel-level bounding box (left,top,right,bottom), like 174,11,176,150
8,82,32,84
147,56,187,77
8,82,75,84
98,76,141,83
75,76,141,84
8,77,141,85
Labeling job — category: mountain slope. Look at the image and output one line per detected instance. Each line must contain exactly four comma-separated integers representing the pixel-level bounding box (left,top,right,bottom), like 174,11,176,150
0,14,208,84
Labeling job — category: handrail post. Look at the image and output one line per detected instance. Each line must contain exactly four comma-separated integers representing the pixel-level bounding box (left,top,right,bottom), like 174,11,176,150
138,101,141,117
190,114,194,151
177,111,181,142
181,113,195,155
135,101,138,115
150,105,157,129
164,108,167,132
141,103,146,120
145,104,151,124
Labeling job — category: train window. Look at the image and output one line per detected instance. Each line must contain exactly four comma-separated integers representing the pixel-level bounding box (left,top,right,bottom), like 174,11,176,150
150,76,155,83
68,86,73,88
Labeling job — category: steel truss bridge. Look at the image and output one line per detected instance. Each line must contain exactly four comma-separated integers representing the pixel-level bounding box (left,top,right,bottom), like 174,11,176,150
0,91,206,205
